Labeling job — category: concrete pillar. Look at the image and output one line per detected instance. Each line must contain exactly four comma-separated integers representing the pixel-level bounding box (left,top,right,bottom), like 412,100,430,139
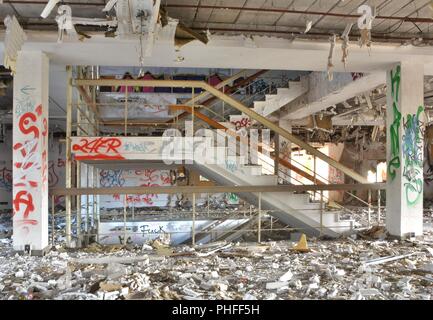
12,51,49,254
279,119,292,184
386,60,425,237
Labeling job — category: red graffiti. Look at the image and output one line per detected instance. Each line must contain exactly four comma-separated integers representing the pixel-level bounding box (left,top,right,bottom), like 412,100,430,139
13,140,38,170
160,172,171,185
19,112,39,138
15,219,38,226
112,182,159,205
139,169,159,183
13,104,46,230
231,117,252,131
72,137,125,160
42,118,48,137
42,150,48,187
35,104,42,116
13,191,35,218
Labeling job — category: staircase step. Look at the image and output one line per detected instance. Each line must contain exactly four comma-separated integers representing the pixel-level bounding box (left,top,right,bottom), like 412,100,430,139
241,164,262,176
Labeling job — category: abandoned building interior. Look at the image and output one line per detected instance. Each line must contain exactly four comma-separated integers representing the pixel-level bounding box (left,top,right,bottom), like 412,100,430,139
0,0,432,301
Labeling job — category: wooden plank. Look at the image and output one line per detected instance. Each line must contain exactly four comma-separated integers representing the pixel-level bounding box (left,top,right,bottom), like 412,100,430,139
50,183,386,196
76,85,100,117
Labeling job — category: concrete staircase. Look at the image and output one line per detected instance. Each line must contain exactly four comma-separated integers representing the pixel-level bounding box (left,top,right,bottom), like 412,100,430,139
229,80,307,126
191,147,355,239
71,135,355,240
253,81,307,117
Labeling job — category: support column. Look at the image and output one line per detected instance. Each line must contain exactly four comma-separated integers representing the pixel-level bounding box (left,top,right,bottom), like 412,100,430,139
12,51,49,254
279,119,292,184
386,61,425,237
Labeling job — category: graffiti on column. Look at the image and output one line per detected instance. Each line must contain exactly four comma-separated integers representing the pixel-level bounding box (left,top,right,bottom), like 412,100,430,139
388,65,401,181
402,106,424,206
13,84,48,234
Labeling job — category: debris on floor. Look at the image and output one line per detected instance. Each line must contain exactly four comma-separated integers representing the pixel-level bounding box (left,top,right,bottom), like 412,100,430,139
0,209,432,300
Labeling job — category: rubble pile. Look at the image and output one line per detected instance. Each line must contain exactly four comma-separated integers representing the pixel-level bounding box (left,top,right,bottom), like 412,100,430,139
0,232,432,300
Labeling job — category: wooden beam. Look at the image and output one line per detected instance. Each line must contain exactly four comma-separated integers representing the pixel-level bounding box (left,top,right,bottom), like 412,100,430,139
51,183,385,196
102,120,173,126
169,105,226,129
185,69,248,106
73,78,368,183
76,85,100,118
200,69,268,106
168,69,258,123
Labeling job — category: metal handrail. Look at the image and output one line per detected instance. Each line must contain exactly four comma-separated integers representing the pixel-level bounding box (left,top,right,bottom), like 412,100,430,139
257,154,357,216
205,78,277,121
259,149,370,208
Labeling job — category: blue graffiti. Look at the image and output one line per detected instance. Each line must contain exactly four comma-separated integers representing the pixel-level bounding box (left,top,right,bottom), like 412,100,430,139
124,141,155,153
402,106,424,206
225,159,238,172
100,169,125,187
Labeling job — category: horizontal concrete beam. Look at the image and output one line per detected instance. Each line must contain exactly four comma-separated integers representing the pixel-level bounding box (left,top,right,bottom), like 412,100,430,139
5,32,433,74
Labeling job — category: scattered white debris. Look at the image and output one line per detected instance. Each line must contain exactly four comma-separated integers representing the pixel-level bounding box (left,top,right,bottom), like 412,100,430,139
266,281,288,290
279,270,293,282
15,270,24,278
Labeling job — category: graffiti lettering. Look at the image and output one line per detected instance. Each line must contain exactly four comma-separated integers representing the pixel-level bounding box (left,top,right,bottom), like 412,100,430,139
13,93,46,233
227,193,239,204
140,225,165,235
139,169,159,183
19,111,39,139
13,190,35,218
13,139,40,184
388,66,401,180
124,141,156,153
225,159,238,172
72,137,125,160
231,117,252,131
402,106,424,206
100,169,125,187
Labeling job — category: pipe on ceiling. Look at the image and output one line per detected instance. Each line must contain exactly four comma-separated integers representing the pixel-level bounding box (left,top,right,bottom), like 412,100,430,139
3,1,433,24
164,4,433,24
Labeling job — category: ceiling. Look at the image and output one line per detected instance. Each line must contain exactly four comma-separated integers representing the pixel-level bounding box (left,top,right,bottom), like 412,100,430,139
1,0,433,41
0,0,433,135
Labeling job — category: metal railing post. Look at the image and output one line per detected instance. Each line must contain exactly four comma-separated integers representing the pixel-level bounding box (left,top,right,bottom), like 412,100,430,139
320,190,323,237
368,189,372,228
207,193,210,217
123,194,127,245
377,189,381,224
192,193,196,246
51,195,55,247
258,192,262,243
